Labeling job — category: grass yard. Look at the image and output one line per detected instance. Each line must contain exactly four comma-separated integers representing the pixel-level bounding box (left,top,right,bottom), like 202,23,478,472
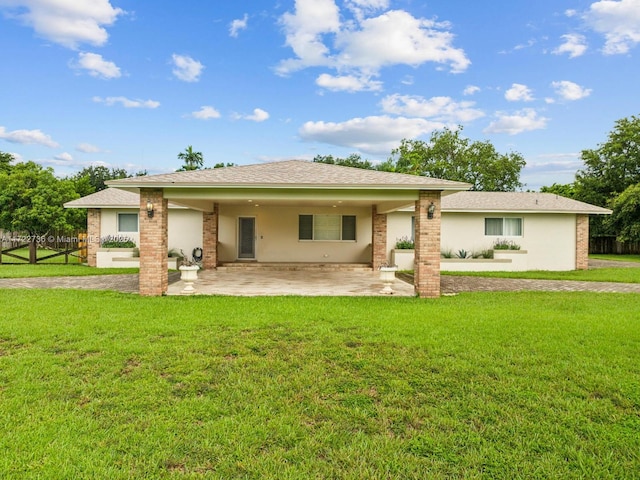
590,254,640,263
0,264,139,278
442,267,640,283
0,290,638,479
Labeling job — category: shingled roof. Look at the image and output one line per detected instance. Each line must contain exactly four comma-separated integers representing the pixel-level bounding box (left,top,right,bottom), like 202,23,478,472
442,192,611,215
105,160,471,190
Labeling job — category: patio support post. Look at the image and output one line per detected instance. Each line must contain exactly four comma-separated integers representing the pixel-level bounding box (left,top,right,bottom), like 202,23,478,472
87,208,101,267
139,188,168,296
372,205,387,270
576,214,589,270
202,203,219,269
414,190,441,298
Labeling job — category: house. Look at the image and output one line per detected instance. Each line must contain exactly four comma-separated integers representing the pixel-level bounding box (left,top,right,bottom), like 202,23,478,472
64,160,610,297
387,192,611,271
65,160,471,297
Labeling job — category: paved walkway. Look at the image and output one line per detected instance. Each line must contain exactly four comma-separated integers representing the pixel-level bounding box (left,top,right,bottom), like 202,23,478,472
1,262,639,295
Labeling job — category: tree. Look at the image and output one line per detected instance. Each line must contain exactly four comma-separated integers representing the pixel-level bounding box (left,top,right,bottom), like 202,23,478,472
575,115,640,207
177,145,204,171
313,154,375,170
540,183,576,198
72,165,132,192
0,151,13,174
0,161,82,262
609,183,640,243
381,127,526,191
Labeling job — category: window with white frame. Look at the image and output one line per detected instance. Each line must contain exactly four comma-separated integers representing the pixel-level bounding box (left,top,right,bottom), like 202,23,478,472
299,214,356,241
117,213,139,233
484,217,522,236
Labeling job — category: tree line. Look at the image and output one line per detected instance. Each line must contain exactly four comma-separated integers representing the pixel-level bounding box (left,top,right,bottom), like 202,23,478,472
1,115,639,244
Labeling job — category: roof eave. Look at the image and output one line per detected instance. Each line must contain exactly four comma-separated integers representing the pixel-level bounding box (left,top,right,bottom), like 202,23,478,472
443,208,612,215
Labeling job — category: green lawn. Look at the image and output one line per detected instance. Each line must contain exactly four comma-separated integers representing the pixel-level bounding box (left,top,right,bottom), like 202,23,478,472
443,267,640,283
0,290,638,478
0,264,139,278
590,254,640,263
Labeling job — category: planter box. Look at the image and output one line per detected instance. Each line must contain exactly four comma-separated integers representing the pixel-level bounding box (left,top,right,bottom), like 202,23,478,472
96,248,179,269
441,250,528,272
391,249,414,270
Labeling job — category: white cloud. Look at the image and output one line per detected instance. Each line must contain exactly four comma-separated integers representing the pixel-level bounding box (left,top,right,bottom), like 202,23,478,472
73,52,121,79
463,85,480,96
229,13,248,37
190,106,221,120
505,83,534,102
584,0,640,54
76,143,102,153
316,73,382,92
484,109,549,135
93,96,160,109
335,10,470,74
0,0,124,49
277,1,469,83
553,33,588,58
171,54,204,82
0,126,59,147
234,108,270,122
380,94,484,123
299,115,446,155
54,152,73,162
551,80,592,100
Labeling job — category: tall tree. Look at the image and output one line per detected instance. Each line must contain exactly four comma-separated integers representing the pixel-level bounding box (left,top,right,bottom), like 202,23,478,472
313,154,375,170
72,165,132,192
0,161,82,262
609,183,640,243
381,127,526,191
575,115,640,207
177,145,204,171
0,151,14,174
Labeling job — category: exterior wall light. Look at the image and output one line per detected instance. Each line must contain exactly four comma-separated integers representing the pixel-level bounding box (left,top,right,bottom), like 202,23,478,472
427,202,436,219
146,200,154,218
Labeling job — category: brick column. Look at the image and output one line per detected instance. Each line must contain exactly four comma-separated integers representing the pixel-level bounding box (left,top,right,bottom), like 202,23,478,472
139,189,168,296
202,203,219,269
87,208,101,267
576,214,589,270
372,205,387,269
414,191,441,298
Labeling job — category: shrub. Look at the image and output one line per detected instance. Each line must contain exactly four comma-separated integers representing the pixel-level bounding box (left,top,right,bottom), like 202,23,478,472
100,235,136,248
394,236,415,249
478,249,494,259
493,239,521,250
441,249,454,258
456,249,471,259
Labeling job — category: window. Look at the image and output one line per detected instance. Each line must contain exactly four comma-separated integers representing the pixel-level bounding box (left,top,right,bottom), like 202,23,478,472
484,217,522,236
299,214,356,241
118,213,139,233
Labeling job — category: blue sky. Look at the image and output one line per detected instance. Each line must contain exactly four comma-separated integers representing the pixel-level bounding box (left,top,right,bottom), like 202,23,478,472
1,0,639,190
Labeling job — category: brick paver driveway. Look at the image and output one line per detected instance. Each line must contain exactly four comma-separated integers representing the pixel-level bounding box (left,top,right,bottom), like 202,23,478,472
0,260,638,294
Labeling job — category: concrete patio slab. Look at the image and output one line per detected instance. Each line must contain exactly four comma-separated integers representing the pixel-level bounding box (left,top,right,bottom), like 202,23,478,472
167,270,416,297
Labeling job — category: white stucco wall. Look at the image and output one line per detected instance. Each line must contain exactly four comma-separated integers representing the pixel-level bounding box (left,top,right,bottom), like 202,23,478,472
387,211,578,271
100,208,203,258
218,205,373,263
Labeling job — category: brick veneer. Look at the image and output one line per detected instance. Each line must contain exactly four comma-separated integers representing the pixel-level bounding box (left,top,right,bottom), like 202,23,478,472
372,205,387,270
414,191,441,298
87,208,101,267
202,203,219,269
139,189,168,296
576,214,589,270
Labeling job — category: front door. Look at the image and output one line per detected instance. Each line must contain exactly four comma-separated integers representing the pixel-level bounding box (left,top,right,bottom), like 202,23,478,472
238,217,256,259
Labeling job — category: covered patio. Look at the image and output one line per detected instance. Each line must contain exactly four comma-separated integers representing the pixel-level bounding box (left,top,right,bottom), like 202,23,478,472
167,268,416,296
106,160,470,298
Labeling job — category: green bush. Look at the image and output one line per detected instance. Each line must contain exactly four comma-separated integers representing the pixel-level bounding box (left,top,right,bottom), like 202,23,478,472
493,239,520,250
100,235,136,248
394,236,415,249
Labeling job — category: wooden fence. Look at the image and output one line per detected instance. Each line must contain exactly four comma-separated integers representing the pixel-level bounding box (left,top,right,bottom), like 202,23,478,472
590,236,640,255
0,232,87,264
